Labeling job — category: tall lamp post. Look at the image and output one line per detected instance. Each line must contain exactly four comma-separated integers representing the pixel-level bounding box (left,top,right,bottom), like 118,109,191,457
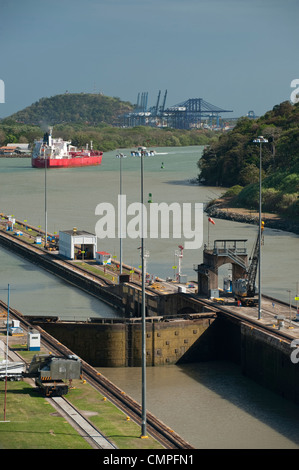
116,153,127,276
287,289,292,326
140,152,147,439
253,136,268,320
3,284,10,422
45,150,47,248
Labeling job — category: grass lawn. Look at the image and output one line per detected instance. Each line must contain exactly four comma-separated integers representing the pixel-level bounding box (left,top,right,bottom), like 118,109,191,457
0,381,91,449
0,379,164,450
66,380,163,450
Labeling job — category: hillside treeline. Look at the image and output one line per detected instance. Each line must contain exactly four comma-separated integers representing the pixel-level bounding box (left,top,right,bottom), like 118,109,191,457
0,91,218,151
198,101,299,217
5,93,133,126
0,121,217,152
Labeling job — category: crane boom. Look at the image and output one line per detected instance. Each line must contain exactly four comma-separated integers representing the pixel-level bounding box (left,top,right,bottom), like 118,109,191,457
160,89,167,113
233,222,264,306
154,90,161,116
247,221,264,296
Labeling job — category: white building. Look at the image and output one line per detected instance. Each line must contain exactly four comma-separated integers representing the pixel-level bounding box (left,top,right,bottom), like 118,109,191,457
27,329,40,351
96,251,111,265
59,228,97,260
7,143,31,154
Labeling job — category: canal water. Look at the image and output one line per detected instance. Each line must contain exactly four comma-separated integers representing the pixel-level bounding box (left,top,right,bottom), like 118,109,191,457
0,147,299,448
100,362,299,449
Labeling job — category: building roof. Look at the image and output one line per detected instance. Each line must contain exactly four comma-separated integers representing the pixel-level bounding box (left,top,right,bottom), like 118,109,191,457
7,143,30,149
97,251,111,256
0,145,31,154
61,229,96,237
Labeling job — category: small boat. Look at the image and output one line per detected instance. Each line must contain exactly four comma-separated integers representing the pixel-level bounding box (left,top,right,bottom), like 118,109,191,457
131,146,156,157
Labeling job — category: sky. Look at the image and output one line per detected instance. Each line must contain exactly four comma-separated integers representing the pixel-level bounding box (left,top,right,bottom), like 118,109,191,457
0,0,298,119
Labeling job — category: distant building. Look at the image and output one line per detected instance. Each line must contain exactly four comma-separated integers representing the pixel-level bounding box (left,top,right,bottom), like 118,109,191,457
8,143,31,153
0,146,17,155
0,143,30,155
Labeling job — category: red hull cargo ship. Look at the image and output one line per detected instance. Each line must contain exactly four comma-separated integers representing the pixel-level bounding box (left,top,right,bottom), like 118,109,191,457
32,128,103,168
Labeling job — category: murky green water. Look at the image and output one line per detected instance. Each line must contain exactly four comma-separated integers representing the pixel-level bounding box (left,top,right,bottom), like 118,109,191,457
0,147,298,449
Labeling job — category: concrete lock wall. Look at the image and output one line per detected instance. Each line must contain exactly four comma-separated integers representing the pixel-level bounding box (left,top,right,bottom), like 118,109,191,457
42,322,127,367
39,315,216,367
28,314,299,405
240,324,299,405
0,231,214,319
211,316,299,406
118,286,216,317
2,231,299,404
129,317,216,367
0,231,123,312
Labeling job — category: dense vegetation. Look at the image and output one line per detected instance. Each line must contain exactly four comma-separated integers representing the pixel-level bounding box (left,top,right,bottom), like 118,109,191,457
198,101,299,218
0,93,218,152
0,120,216,152
5,93,133,126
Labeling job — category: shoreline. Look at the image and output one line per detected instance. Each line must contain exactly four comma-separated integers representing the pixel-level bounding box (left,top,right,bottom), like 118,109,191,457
206,198,299,235
0,154,31,158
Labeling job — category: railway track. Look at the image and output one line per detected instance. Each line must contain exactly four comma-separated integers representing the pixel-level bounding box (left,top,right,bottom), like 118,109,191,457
6,351,117,449
0,222,169,296
2,293,298,448
194,295,298,342
2,220,297,447
0,226,162,301
0,300,194,449
4,291,297,449
50,396,117,449
0,226,113,287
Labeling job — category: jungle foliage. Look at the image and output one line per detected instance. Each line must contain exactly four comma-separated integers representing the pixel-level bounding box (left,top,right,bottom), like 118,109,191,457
198,101,299,217
4,93,133,126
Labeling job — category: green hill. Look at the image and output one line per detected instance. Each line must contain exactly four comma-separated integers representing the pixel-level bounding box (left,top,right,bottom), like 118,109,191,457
198,101,299,218
5,93,133,126
0,92,217,152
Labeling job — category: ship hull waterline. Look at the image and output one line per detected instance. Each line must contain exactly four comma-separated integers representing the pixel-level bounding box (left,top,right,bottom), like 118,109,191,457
32,155,103,168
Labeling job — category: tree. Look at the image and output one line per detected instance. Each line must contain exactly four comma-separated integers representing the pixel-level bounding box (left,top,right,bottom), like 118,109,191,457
0,129,6,146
